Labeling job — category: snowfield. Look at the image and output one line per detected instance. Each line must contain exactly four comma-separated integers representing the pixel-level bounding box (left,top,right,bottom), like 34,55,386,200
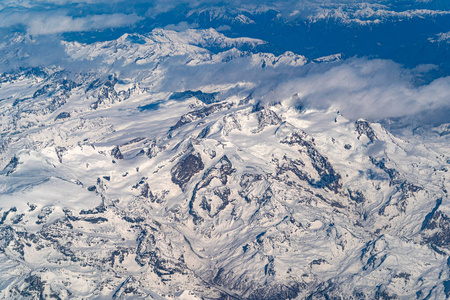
0,28,450,299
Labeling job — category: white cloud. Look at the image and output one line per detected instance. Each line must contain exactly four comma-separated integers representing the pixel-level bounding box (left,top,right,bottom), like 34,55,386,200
1,0,448,26
164,22,199,32
263,59,450,122
0,0,124,6
160,53,450,124
0,11,142,35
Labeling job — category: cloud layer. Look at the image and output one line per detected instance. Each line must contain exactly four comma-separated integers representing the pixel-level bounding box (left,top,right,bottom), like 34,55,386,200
2,0,449,28
159,52,450,125
270,59,450,122
0,11,142,35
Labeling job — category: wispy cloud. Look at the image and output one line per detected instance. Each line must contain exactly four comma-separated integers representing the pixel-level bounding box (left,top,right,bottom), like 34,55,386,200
270,59,450,122
1,0,449,34
0,11,142,35
0,0,125,7
164,22,199,31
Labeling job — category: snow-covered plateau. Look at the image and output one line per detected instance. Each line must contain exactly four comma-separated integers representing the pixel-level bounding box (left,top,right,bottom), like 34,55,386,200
0,28,450,299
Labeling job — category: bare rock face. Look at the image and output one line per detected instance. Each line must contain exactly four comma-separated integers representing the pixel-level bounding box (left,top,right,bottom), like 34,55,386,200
111,146,124,160
252,108,282,133
1,156,19,176
170,102,232,131
55,111,71,121
281,132,342,193
355,120,377,142
189,155,236,223
171,152,204,190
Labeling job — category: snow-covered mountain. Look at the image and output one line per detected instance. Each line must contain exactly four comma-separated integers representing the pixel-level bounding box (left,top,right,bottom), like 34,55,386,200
0,27,450,299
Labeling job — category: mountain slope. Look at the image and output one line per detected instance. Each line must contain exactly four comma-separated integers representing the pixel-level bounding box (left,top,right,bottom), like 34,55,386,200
0,29,449,299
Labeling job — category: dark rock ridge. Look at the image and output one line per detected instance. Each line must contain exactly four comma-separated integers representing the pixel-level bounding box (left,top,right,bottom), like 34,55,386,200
54,111,71,121
356,120,377,142
281,132,342,193
111,146,124,160
170,102,233,131
171,152,205,190
189,155,236,221
1,156,19,176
